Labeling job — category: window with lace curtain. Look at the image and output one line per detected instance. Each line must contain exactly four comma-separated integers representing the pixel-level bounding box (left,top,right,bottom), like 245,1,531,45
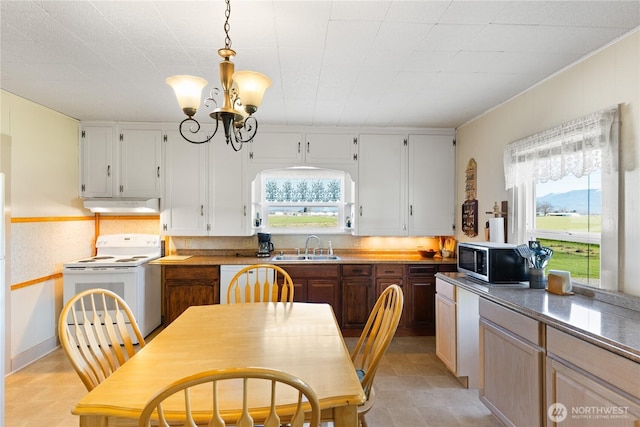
504,106,619,289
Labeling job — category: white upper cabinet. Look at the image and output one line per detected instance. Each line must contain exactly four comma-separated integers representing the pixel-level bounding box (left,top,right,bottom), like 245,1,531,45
247,130,358,176
357,134,408,236
248,132,303,165
408,134,455,236
304,133,357,165
80,123,162,198
161,130,209,236
161,129,250,236
119,127,162,198
80,124,115,197
210,133,249,236
356,132,455,236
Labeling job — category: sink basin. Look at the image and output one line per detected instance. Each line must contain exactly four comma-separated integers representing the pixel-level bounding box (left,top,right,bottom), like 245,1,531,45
271,254,341,262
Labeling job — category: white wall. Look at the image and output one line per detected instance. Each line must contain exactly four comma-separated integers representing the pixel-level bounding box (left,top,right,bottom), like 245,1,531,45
455,30,640,296
0,91,93,371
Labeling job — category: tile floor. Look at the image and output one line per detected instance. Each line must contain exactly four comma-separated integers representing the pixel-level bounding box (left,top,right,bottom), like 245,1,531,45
4,336,501,427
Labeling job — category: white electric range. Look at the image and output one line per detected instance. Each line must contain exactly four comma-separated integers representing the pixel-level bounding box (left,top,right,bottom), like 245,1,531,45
62,234,162,339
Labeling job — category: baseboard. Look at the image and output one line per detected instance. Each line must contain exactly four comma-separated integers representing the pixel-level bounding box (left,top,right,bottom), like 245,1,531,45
9,336,58,374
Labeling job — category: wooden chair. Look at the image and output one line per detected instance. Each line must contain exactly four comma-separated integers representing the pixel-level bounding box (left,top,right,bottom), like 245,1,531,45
58,288,145,391
351,284,404,427
227,264,295,303
138,367,321,427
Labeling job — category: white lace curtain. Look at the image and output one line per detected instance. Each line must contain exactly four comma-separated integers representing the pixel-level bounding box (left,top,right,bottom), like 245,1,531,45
503,107,618,189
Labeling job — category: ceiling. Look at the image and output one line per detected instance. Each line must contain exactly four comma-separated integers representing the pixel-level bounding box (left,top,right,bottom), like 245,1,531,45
1,1,639,129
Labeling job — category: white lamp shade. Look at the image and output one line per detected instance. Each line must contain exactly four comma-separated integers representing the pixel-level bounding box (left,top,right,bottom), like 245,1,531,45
232,70,271,109
166,75,208,114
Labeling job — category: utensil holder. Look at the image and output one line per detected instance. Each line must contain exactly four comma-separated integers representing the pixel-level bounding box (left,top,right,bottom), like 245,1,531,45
529,268,547,289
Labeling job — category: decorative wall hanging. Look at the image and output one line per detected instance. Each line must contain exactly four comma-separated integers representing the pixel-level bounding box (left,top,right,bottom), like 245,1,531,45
462,158,478,237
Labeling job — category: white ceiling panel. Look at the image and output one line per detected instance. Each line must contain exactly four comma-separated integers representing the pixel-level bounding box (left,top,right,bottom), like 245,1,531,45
1,0,638,128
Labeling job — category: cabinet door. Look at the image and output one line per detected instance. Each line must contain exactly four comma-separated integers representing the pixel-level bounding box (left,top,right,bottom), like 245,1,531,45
407,275,436,330
408,134,455,236
307,279,341,324
210,133,249,236
162,131,209,236
165,281,215,324
546,357,640,427
357,134,407,235
305,133,357,165
80,125,114,197
249,132,303,164
342,277,374,328
119,128,162,197
285,264,341,323
163,266,218,325
480,318,544,427
435,293,456,373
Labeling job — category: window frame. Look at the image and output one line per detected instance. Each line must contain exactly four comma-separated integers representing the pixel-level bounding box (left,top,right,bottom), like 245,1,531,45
508,107,620,291
253,168,353,235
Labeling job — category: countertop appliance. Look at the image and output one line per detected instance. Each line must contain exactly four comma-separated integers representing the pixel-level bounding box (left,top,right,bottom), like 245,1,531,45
62,234,162,341
457,242,528,283
257,232,274,258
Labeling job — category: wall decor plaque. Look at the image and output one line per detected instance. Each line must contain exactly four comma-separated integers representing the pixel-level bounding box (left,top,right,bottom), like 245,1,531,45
462,158,478,237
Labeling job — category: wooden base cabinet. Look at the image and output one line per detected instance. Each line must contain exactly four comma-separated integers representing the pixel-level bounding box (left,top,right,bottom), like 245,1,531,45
342,264,374,329
280,264,341,324
163,265,219,325
406,265,438,333
479,299,545,427
546,327,640,427
435,278,480,388
375,264,406,327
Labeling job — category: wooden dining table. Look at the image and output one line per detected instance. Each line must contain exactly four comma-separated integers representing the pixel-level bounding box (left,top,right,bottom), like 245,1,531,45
72,302,366,427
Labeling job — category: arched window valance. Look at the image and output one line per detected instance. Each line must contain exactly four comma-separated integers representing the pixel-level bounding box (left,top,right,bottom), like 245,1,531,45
503,106,618,190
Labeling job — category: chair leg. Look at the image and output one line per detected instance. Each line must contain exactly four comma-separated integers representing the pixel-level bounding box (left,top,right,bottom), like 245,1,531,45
359,413,368,427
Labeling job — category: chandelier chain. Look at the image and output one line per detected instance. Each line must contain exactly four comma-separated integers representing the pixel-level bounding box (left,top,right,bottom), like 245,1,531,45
224,0,232,50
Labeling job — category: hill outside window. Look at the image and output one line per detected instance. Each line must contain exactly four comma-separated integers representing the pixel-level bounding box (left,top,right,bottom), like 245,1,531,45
504,106,619,290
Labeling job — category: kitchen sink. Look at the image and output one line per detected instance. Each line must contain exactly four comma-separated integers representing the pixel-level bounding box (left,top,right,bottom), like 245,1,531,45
271,254,341,262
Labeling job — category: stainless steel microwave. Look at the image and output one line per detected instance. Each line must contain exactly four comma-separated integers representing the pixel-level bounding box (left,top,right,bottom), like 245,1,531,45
457,242,529,283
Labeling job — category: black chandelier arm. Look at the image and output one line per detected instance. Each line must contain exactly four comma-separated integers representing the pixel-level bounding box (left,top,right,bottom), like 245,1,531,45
235,116,259,144
178,117,218,145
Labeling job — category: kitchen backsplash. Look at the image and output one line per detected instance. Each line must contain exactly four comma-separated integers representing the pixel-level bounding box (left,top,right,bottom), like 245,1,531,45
166,234,446,254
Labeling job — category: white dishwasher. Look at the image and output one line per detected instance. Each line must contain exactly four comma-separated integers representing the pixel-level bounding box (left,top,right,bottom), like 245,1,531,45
220,265,274,303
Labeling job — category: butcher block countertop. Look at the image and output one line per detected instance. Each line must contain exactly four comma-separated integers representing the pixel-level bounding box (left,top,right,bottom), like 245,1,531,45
150,251,458,266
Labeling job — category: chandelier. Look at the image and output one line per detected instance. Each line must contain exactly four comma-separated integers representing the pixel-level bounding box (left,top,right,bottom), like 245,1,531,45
166,0,271,149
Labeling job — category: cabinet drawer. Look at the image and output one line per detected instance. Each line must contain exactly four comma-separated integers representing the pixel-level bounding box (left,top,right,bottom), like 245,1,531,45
547,326,640,399
281,264,340,278
435,278,455,301
407,264,437,276
164,265,219,281
375,264,404,277
437,263,457,272
479,299,543,345
342,264,373,276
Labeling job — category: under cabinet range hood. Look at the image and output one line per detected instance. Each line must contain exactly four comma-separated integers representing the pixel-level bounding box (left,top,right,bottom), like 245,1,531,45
83,198,160,213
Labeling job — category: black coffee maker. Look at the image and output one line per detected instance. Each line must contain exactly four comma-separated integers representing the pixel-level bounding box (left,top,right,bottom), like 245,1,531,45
257,233,274,257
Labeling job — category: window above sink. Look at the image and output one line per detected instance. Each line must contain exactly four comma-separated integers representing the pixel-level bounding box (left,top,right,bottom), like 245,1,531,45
252,168,355,235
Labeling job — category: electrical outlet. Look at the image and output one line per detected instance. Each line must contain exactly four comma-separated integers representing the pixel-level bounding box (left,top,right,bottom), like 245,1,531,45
184,238,191,248
242,238,252,248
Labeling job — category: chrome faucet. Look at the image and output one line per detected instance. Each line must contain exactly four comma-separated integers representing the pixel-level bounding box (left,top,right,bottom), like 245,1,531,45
304,235,322,256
